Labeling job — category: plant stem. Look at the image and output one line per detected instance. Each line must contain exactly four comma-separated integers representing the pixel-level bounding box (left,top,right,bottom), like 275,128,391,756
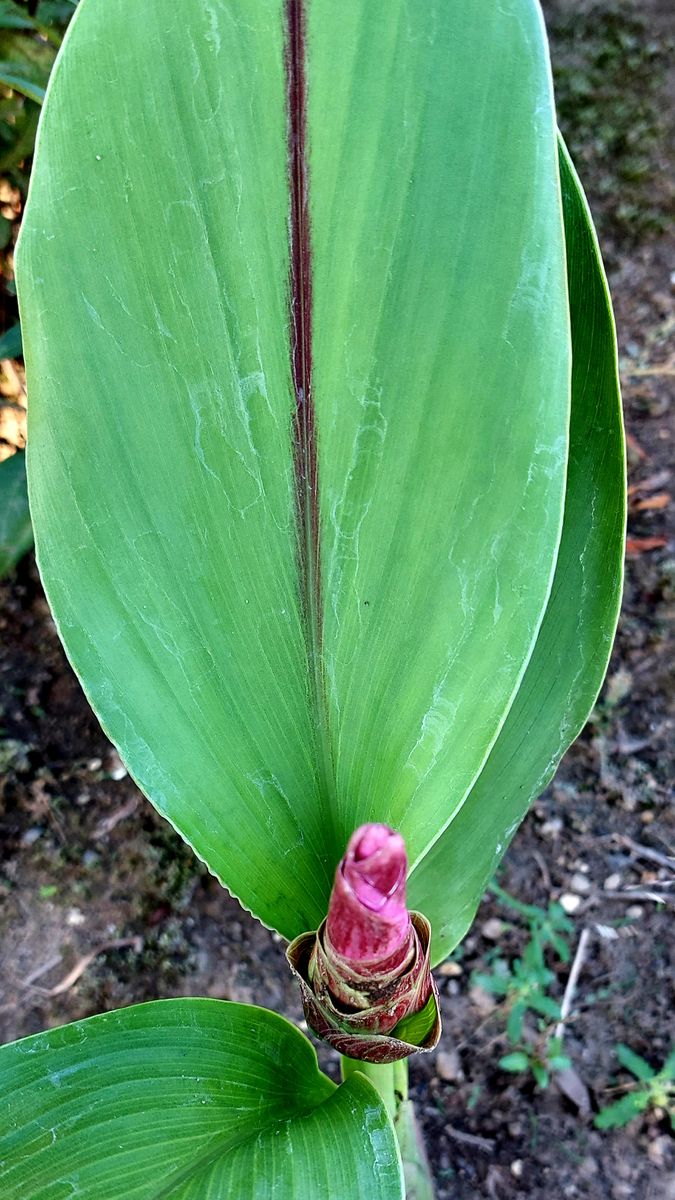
340,1057,436,1199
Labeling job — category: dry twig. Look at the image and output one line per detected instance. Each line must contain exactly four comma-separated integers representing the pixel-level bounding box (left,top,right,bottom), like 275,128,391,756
556,927,591,1041
30,937,143,997
445,1125,495,1153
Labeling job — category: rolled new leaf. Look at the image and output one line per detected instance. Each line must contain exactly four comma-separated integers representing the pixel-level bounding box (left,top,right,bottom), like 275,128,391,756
287,825,441,1063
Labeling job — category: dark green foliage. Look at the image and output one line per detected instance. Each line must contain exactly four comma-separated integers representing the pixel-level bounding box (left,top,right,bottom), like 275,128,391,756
0,319,20,356
0,1,77,185
0,448,32,577
0,2,76,355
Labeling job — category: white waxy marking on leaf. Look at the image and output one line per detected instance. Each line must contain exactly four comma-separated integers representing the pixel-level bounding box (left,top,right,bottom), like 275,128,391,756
326,387,388,634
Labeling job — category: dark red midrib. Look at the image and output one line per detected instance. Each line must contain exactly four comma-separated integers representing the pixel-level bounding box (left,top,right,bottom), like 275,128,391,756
286,0,335,807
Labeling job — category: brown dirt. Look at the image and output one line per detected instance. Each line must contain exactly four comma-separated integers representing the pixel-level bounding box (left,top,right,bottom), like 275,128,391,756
1,0,674,1196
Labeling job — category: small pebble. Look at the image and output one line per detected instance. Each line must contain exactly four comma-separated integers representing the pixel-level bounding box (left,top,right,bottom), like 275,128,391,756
647,1135,671,1168
435,1049,463,1083
626,905,644,919
510,1160,524,1179
604,872,622,891
579,1156,598,1178
21,827,43,847
541,817,563,838
612,1184,632,1199
469,985,496,1015
559,892,582,914
481,918,505,941
66,907,85,927
107,750,128,781
87,758,102,772
570,872,591,894
438,960,463,977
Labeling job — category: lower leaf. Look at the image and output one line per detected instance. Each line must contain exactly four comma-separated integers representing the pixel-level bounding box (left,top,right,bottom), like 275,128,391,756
0,998,403,1199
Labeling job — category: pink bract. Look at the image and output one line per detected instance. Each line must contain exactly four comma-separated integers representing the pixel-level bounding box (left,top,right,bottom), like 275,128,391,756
325,823,412,966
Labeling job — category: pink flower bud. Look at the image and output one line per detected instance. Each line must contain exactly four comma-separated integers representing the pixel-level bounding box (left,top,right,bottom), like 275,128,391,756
286,824,441,1063
325,823,412,965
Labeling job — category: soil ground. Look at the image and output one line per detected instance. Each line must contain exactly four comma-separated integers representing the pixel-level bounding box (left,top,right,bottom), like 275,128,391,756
0,1,673,1196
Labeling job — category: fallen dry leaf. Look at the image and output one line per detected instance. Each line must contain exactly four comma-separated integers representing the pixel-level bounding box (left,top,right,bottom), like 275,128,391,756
625,536,668,556
634,492,670,511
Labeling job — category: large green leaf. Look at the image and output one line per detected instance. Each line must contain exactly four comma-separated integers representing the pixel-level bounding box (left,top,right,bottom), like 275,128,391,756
0,999,403,1198
19,0,573,938
409,138,625,962
0,449,33,579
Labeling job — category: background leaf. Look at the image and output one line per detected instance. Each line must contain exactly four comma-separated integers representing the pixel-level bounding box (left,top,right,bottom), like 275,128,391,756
408,137,625,963
0,999,403,1199
615,1044,655,1081
595,1093,648,1130
0,70,44,103
499,1052,530,1073
19,0,590,941
0,450,33,578
0,1,35,32
0,320,21,359
0,27,56,102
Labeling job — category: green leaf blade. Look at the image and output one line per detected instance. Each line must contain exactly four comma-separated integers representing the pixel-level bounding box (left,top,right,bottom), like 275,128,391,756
20,0,335,936
410,137,625,964
309,0,570,863
0,1000,402,1199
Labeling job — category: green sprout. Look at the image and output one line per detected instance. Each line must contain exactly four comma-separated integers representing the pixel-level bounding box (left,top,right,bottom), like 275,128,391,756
500,1036,571,1091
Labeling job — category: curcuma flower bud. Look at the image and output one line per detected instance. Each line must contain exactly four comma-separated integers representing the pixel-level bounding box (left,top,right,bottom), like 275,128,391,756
287,823,441,1063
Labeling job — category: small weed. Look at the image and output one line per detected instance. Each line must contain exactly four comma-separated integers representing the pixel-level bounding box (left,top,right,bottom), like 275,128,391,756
500,1036,571,1091
473,884,574,1088
595,1045,675,1130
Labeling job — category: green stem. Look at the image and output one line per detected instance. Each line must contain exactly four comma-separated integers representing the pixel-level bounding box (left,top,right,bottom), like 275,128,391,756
340,1057,436,1199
